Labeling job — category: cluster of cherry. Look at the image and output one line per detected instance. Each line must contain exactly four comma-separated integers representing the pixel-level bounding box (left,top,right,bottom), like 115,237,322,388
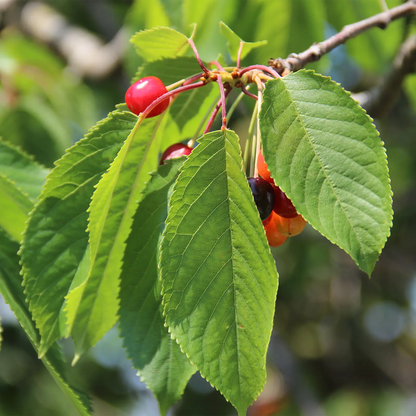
125,75,306,248
249,150,306,247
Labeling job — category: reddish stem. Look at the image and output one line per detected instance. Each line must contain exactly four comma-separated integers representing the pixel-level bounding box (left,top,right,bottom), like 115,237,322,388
241,85,258,100
239,64,280,79
203,87,232,134
188,38,210,74
237,41,244,68
142,81,205,118
210,60,226,72
217,74,228,130
183,73,205,86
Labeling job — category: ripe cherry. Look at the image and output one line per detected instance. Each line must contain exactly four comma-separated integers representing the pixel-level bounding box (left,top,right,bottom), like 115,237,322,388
263,212,287,247
257,149,273,183
160,143,192,164
274,213,307,237
125,76,170,118
248,177,275,221
273,186,298,218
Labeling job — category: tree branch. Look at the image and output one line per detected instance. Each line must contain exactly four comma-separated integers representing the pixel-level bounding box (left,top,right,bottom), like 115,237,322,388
269,0,416,73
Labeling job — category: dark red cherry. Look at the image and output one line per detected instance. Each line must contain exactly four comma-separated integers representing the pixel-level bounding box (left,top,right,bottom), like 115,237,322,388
160,143,192,164
248,177,275,221
125,76,169,118
273,186,298,218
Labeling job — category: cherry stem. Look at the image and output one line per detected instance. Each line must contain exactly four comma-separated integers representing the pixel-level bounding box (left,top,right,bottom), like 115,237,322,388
210,60,226,72
142,80,205,119
190,93,220,144
188,38,210,74
253,87,263,177
244,101,258,176
203,87,232,134
217,74,229,130
183,73,205,86
239,64,280,79
241,85,258,101
237,41,244,68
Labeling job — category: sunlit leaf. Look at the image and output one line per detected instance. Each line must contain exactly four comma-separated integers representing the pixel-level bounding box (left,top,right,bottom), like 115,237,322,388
119,158,195,415
21,110,137,356
66,112,168,358
260,70,393,275
131,27,189,61
160,130,278,415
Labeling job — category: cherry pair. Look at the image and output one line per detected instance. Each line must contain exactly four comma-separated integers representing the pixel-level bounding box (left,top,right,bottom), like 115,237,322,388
251,149,307,247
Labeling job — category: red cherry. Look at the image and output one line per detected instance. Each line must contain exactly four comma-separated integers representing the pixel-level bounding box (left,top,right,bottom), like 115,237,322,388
248,177,275,221
273,186,298,218
125,76,169,118
263,212,287,247
160,143,192,164
274,213,306,237
257,149,273,183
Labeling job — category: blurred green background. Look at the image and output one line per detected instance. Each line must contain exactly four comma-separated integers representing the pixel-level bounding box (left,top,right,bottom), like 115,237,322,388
1,0,416,415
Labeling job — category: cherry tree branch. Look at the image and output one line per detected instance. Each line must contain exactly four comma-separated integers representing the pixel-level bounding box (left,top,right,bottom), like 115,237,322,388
268,0,416,73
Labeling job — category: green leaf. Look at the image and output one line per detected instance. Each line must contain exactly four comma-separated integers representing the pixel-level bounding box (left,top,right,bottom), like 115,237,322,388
0,139,49,202
260,70,393,275
0,228,92,415
219,22,267,62
119,158,195,415
66,112,168,358
0,175,33,241
131,27,189,61
21,110,137,356
160,130,278,415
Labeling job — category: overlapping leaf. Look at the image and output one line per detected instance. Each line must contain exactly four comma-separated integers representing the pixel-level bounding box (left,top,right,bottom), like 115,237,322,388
0,228,92,415
131,27,189,61
160,130,278,415
0,140,49,202
66,112,168,358
21,109,137,356
0,175,33,241
119,158,195,415
260,70,393,275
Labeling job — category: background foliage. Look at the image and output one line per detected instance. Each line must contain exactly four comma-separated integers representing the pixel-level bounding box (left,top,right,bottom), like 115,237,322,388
0,0,416,415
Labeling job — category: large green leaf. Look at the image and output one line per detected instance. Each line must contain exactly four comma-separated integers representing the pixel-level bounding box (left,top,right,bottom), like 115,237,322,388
0,228,92,415
119,158,195,415
0,140,49,202
260,70,393,275
160,130,278,415
131,27,189,61
21,109,137,356
66,112,168,358
0,175,33,241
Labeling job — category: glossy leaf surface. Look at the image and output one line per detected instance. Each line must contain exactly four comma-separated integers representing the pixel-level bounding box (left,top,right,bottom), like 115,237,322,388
160,130,278,415
260,70,393,275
